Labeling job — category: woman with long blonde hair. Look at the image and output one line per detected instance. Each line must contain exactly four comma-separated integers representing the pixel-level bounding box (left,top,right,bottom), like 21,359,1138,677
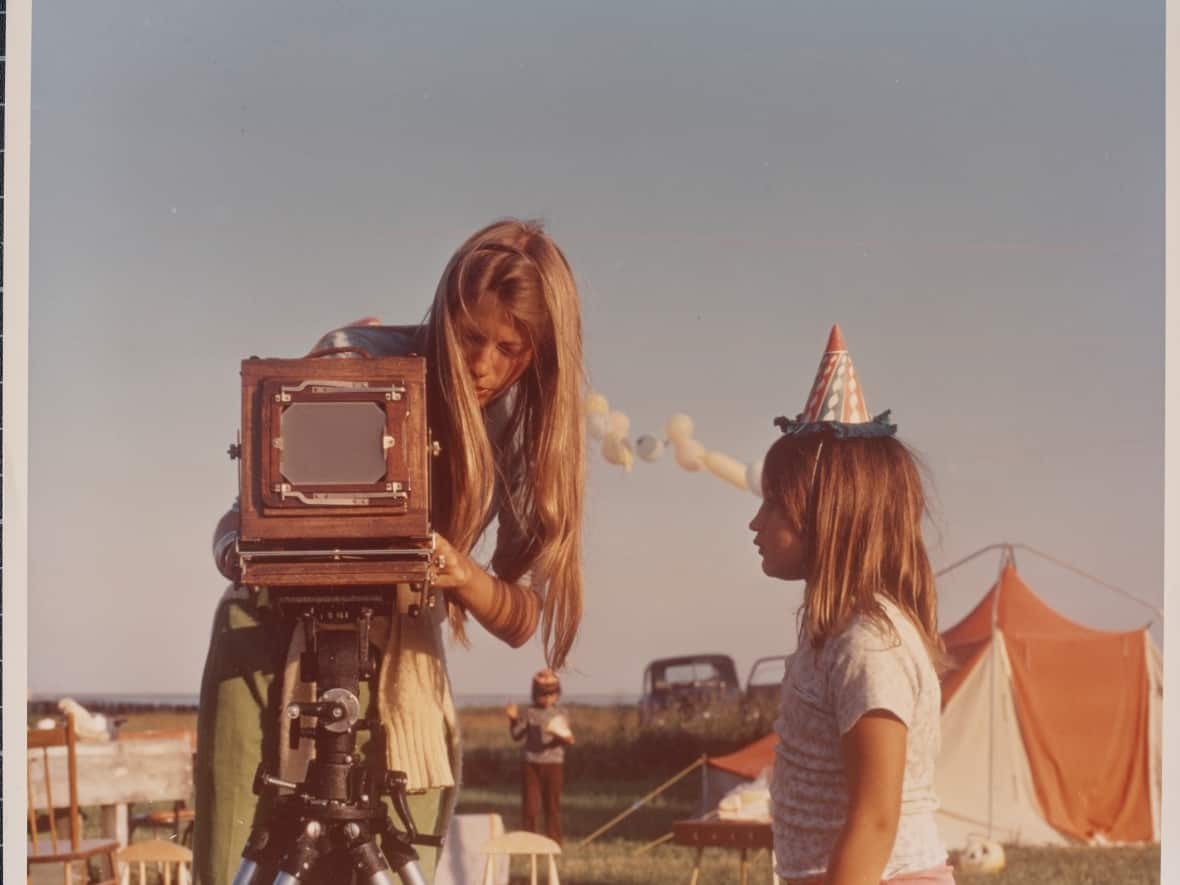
195,219,586,885
749,326,954,885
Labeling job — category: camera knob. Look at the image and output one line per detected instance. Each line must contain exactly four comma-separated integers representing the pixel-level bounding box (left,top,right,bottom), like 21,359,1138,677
228,443,242,460
431,440,442,457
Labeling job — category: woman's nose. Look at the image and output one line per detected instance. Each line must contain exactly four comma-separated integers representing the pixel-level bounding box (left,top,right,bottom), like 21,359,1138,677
469,343,494,378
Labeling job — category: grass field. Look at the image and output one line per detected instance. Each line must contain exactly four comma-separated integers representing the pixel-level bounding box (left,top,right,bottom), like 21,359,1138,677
37,705,1161,884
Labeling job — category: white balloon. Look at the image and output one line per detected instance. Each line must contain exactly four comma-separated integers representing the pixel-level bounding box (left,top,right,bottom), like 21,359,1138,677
586,392,609,415
745,459,764,497
587,412,610,441
674,439,705,471
607,410,631,437
665,413,695,443
636,435,665,462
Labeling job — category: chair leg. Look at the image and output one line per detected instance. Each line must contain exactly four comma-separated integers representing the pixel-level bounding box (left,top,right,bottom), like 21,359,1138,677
547,854,560,884
482,856,496,885
530,854,538,885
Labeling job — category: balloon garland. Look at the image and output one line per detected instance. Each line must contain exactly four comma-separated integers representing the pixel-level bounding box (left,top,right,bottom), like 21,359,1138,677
586,392,764,497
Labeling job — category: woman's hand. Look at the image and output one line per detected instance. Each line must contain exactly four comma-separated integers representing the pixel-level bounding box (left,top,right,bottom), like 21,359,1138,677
505,703,519,720
430,534,476,588
431,532,541,648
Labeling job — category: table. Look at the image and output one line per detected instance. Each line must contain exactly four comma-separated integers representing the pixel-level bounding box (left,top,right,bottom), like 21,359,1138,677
671,819,777,885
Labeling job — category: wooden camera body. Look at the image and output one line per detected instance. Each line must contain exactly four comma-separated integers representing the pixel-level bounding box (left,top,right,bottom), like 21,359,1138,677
234,355,435,589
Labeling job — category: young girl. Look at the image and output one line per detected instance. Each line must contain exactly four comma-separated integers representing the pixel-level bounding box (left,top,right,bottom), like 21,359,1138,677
505,669,575,844
195,219,587,885
749,326,954,885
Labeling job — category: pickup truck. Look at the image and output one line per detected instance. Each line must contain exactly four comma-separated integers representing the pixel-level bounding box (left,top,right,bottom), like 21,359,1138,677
638,654,742,726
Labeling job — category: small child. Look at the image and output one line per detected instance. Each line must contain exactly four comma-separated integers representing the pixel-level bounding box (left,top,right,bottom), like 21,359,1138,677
750,326,954,885
506,669,575,844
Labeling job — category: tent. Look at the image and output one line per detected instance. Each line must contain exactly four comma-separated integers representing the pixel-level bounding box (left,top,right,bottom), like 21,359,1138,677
699,550,1163,847
936,556,1162,847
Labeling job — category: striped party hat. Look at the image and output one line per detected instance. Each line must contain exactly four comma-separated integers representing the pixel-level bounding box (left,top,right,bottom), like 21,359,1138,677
774,325,897,439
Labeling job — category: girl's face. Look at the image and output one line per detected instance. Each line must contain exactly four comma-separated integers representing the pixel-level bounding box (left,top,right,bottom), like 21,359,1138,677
457,296,534,406
749,497,808,581
535,688,559,708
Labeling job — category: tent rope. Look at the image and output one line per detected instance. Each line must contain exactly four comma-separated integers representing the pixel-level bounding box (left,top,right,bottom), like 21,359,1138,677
936,542,1162,620
577,755,706,848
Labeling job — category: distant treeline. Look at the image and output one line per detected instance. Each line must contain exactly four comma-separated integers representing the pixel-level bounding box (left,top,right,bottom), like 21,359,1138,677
27,698,199,715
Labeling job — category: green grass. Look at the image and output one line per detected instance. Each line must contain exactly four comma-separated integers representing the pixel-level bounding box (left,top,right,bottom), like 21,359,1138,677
29,705,1161,884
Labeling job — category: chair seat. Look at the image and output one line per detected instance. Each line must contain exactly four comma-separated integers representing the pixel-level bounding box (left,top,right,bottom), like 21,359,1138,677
135,807,196,826
27,836,121,863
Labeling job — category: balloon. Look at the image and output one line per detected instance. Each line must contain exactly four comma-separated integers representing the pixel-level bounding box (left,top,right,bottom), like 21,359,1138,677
586,392,609,415
587,412,610,441
601,434,635,472
635,435,665,462
674,439,705,471
665,413,695,443
607,410,631,437
703,451,749,491
745,459,764,498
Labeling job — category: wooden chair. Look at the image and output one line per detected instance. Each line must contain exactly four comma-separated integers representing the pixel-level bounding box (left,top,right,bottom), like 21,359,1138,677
27,714,120,885
481,831,561,885
117,840,193,885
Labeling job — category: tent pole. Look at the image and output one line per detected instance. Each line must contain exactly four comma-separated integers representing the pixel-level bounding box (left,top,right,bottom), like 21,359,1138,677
986,546,1012,840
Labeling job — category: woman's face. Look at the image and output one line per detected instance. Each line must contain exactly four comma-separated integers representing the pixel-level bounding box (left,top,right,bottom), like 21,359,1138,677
457,296,534,406
749,497,807,581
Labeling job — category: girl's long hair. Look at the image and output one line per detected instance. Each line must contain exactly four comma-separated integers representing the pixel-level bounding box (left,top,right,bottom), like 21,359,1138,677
762,433,947,669
425,219,585,669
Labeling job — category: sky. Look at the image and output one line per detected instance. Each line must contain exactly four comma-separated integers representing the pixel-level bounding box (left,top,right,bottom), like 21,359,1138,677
25,0,1164,701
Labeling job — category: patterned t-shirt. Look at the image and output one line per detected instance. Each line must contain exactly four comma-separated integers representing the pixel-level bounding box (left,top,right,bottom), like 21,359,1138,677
770,597,947,880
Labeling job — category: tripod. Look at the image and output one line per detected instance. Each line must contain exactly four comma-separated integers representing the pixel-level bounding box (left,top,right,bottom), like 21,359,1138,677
230,588,442,885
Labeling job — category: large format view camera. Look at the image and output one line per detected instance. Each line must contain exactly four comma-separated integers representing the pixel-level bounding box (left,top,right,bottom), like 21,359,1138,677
232,352,436,593
228,352,442,885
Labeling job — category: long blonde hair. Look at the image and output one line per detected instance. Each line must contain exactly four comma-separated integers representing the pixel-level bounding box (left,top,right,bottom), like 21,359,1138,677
424,219,585,669
762,433,946,669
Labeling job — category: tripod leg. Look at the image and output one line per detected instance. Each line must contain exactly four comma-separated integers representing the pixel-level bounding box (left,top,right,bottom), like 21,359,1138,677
231,860,261,885
393,862,428,885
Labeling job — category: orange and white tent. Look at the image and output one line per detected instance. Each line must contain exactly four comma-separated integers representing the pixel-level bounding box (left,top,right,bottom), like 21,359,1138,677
936,558,1162,847
700,551,1163,848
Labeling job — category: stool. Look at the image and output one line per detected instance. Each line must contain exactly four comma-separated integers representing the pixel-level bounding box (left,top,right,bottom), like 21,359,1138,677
481,831,560,885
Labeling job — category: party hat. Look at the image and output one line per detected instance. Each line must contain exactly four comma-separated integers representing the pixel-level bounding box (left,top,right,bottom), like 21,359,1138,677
774,325,897,439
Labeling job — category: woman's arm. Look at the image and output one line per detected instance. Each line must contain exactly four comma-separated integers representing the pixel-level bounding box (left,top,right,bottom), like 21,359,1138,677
825,710,906,885
212,504,241,581
431,534,540,647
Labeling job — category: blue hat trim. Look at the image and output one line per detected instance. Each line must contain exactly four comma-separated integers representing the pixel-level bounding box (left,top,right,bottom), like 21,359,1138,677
773,410,898,439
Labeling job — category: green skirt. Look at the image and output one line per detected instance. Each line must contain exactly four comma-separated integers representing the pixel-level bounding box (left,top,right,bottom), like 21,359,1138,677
193,587,449,885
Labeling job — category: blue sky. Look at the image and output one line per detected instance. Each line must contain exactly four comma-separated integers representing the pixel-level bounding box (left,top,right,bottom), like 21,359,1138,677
27,0,1162,699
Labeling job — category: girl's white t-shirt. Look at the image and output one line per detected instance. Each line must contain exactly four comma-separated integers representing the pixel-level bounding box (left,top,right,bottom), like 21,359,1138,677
770,597,947,880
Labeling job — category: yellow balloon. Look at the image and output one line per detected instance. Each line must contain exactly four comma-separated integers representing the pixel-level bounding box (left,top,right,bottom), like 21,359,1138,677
674,439,705,471
601,434,635,472
703,451,749,491
586,392,610,415
665,413,695,443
